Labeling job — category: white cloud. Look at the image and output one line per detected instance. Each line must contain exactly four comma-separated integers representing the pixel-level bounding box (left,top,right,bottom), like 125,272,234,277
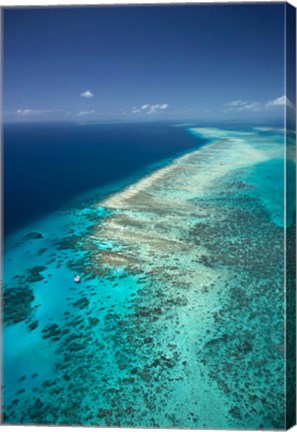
228,100,248,107
224,100,260,112
147,104,160,114
266,95,294,109
224,95,295,114
132,103,169,115
80,90,94,98
77,110,96,116
16,109,35,116
16,109,51,116
239,102,260,111
131,107,142,114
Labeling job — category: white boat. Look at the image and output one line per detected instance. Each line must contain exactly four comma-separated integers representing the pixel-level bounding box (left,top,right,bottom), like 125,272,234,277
74,275,81,283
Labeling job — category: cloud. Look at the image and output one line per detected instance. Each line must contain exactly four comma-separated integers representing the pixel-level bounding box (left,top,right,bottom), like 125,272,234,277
80,90,94,98
132,103,169,114
224,100,260,112
131,107,142,114
147,103,169,114
16,109,51,116
77,110,96,116
147,104,160,114
16,109,36,116
224,95,295,114
266,95,294,109
239,102,261,111
228,100,248,107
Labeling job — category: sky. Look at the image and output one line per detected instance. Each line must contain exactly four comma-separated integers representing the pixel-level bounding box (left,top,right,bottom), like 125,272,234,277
3,3,292,122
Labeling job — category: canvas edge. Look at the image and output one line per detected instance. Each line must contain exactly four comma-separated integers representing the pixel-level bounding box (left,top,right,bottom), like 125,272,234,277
285,1,296,430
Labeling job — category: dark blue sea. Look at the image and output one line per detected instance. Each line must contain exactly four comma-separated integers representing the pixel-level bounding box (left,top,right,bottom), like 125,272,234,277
3,122,206,237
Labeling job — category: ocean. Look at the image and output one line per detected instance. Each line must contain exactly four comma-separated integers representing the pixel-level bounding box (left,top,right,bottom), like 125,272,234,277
3,122,206,237
2,122,293,428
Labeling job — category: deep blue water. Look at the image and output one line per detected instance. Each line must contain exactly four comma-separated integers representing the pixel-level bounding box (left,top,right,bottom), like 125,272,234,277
3,122,206,237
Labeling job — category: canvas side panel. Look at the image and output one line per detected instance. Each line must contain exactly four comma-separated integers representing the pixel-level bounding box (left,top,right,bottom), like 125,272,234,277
285,2,296,430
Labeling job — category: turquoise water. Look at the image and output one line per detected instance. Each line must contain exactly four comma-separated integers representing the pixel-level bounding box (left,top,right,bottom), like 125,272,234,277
2,126,291,428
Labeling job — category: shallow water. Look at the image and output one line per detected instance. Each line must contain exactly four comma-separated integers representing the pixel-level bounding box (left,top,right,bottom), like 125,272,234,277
3,126,290,428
